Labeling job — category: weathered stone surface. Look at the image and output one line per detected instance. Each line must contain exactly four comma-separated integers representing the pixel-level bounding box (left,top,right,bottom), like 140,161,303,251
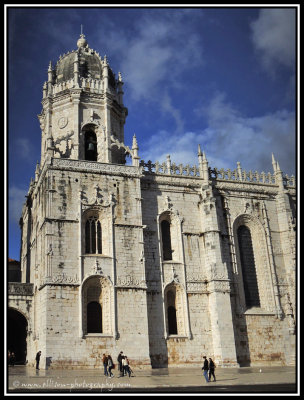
9,33,296,370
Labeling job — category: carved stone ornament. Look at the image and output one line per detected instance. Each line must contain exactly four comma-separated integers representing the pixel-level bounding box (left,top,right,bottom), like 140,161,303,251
81,186,115,208
80,118,101,131
160,196,184,223
186,281,208,293
41,273,79,285
208,279,231,293
91,259,103,275
116,275,147,289
164,195,174,211
58,116,68,129
52,158,140,177
8,283,34,296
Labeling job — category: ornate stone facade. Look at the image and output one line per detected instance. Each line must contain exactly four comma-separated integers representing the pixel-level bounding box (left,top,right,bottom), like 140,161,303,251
8,34,296,369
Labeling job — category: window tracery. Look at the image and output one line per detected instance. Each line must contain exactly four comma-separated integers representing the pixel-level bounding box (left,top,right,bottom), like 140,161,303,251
85,216,102,254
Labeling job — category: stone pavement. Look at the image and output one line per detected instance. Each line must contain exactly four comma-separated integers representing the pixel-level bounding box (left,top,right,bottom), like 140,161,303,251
7,365,297,393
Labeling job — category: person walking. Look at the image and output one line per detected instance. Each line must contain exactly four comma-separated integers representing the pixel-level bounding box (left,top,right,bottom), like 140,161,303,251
208,358,216,382
107,355,114,378
124,356,131,377
122,356,128,376
102,353,108,376
35,351,41,370
10,352,16,367
117,351,124,377
202,356,209,383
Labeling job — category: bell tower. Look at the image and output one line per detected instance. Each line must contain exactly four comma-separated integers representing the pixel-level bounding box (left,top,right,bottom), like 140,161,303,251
38,33,131,166
19,30,151,369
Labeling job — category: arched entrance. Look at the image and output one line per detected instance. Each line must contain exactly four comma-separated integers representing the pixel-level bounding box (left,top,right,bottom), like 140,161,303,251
8,308,27,365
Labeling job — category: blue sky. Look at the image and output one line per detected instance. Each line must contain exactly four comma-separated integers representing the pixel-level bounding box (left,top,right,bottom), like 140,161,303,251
6,6,297,261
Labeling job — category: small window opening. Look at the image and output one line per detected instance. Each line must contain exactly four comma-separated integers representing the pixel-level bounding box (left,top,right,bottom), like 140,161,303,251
85,131,97,161
161,220,173,261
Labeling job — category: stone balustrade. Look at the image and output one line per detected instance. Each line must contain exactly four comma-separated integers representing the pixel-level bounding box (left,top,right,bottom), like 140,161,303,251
140,158,295,187
140,160,200,177
8,282,34,296
209,167,277,185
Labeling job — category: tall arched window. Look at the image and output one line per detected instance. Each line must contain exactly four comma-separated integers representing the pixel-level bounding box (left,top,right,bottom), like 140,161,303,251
161,220,172,261
237,225,260,308
87,301,102,333
85,217,102,254
168,306,178,335
167,289,178,335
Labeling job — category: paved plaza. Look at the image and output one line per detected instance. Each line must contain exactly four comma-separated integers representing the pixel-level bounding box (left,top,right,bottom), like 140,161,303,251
7,365,297,394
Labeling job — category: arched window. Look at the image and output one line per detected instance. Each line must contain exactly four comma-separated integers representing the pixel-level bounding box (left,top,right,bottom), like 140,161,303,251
168,306,178,335
85,217,102,254
237,225,260,308
82,276,112,336
167,289,178,335
85,131,97,161
161,220,172,261
87,301,102,333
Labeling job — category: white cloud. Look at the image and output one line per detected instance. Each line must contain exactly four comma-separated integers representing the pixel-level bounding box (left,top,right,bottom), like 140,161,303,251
250,8,296,71
141,92,295,175
15,138,34,162
160,91,185,134
200,92,295,173
141,130,200,166
88,10,205,135
9,186,27,224
102,10,204,102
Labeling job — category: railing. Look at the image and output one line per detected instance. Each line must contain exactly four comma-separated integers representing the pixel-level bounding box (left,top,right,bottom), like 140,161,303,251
140,159,295,187
209,167,277,185
140,160,200,177
284,174,296,187
80,77,104,92
48,77,117,97
51,78,75,94
8,283,34,296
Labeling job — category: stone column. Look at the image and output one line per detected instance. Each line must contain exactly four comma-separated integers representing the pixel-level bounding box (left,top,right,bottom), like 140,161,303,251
273,158,296,314
200,185,238,367
71,91,81,159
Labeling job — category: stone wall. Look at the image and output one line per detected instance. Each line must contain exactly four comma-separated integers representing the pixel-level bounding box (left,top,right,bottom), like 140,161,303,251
12,157,296,369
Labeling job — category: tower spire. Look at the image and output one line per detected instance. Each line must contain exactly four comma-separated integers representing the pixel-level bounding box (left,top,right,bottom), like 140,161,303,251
132,134,140,167
77,25,87,48
272,153,277,173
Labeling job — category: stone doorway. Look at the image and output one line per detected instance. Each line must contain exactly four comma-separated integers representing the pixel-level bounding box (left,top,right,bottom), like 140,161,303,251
8,308,28,365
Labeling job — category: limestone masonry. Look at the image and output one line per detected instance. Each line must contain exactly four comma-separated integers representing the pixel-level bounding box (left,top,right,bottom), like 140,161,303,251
8,34,296,370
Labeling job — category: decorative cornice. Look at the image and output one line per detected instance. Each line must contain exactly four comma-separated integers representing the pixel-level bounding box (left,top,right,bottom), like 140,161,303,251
116,275,147,290
39,273,79,288
51,158,141,177
214,180,279,195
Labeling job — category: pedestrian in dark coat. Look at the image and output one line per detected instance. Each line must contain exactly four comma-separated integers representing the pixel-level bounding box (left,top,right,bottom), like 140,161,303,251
107,355,114,378
202,356,209,382
36,351,41,370
208,358,216,382
117,351,124,377
10,352,16,367
102,353,108,376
